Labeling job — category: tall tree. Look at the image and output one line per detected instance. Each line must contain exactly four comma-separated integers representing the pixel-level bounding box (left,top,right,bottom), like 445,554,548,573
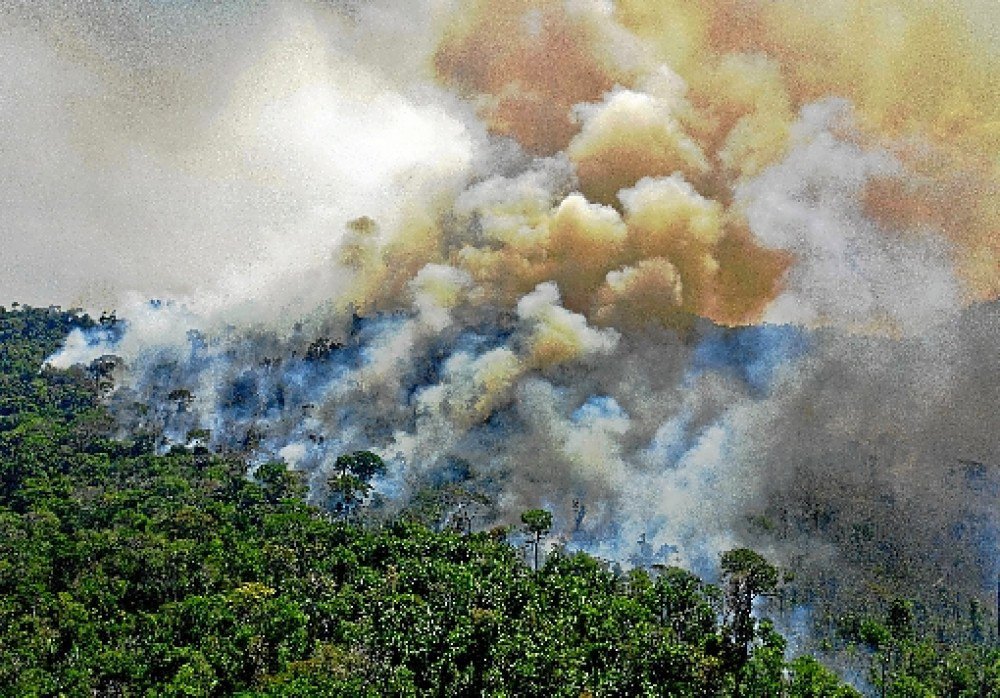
328,450,386,516
720,548,779,668
521,509,552,572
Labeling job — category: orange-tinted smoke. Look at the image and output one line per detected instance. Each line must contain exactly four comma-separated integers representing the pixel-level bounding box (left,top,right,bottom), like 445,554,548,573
432,0,998,325
433,0,637,155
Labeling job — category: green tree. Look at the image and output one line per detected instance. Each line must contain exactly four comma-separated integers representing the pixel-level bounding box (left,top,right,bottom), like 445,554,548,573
720,548,779,670
255,461,306,504
787,656,863,697
327,451,386,517
520,509,552,573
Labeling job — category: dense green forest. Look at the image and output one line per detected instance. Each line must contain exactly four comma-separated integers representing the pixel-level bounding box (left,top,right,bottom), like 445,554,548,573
0,305,996,696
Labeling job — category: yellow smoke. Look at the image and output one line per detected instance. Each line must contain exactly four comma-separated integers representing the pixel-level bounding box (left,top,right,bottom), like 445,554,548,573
617,0,1000,300
568,79,710,205
451,174,787,328
433,0,641,154
433,0,999,307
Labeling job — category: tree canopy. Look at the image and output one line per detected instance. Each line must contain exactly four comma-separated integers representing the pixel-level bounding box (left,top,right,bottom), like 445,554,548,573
0,305,993,696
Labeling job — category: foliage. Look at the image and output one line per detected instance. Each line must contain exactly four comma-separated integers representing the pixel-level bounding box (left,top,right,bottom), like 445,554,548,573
720,547,780,668
837,600,1000,698
0,305,989,697
521,508,553,572
327,450,386,517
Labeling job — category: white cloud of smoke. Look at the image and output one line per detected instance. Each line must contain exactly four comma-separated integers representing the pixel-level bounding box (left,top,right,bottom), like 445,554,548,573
1,1,476,317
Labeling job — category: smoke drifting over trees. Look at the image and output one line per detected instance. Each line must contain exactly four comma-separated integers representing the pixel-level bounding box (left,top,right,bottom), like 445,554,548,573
6,0,998,624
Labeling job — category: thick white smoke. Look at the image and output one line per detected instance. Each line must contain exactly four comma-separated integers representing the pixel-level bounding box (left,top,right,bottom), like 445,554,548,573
1,1,476,317
739,100,962,334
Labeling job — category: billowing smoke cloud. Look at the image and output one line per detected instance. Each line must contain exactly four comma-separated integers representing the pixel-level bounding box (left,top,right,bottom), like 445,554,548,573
740,100,963,334
0,1,476,315
18,0,1000,621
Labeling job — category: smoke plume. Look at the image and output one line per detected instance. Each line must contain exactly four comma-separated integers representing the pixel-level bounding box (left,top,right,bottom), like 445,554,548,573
9,0,998,619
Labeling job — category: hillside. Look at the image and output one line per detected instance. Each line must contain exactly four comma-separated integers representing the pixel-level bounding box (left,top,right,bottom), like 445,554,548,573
1,305,997,696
